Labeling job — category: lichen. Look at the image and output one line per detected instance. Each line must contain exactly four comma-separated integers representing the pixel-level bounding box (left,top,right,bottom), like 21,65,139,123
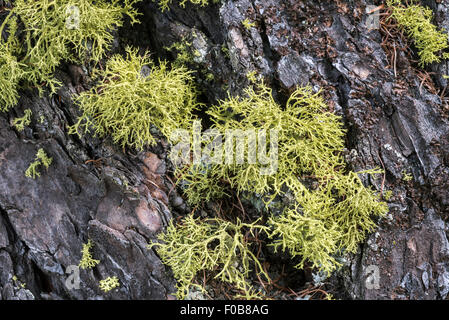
246,70,259,83
0,16,25,112
12,108,32,132
99,276,120,292
173,83,388,275
178,83,347,204
25,148,53,179
70,46,200,150
176,163,229,206
401,169,413,181
154,0,218,12
268,169,387,275
79,239,100,269
149,215,270,299
387,0,449,66
165,38,195,67
0,0,141,109
242,18,256,31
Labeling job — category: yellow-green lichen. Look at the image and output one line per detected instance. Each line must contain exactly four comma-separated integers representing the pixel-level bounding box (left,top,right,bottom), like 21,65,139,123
0,16,26,112
387,0,449,66
174,83,388,275
154,0,219,12
25,148,53,179
79,239,100,269
99,276,120,292
165,38,195,67
176,164,229,206
0,0,141,110
268,169,387,275
246,70,259,83
242,18,256,31
149,215,270,299
12,109,32,131
401,169,413,181
70,46,200,150
383,190,393,201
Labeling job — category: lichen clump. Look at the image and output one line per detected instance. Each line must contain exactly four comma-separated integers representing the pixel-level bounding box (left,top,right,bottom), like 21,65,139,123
0,0,141,111
149,215,270,299
99,276,120,292
387,0,449,66
172,83,387,275
0,16,25,111
12,109,32,132
71,47,199,150
242,18,256,31
268,169,387,274
79,239,100,269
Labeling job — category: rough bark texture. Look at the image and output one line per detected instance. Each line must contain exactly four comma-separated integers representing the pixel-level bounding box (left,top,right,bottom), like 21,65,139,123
1,0,449,300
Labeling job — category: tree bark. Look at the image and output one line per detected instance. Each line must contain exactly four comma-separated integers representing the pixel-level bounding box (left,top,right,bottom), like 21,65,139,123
1,0,449,300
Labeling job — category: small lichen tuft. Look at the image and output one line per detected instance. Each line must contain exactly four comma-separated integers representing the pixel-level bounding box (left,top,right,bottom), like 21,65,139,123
70,46,200,150
25,148,53,179
154,0,219,12
79,239,100,269
12,109,32,132
387,0,449,66
99,276,120,292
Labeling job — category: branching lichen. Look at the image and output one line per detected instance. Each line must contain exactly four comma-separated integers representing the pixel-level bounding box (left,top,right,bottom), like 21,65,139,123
387,0,449,66
149,215,270,299
176,164,229,206
174,83,387,275
25,148,53,179
154,0,218,12
12,108,32,131
178,84,347,204
99,276,120,292
0,16,26,112
70,47,200,150
164,38,195,67
242,18,256,31
79,239,100,269
0,0,141,109
268,169,387,275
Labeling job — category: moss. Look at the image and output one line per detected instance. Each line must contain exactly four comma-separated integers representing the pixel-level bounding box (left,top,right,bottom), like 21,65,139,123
70,47,200,150
79,239,100,269
149,215,270,299
0,0,141,109
25,148,52,179
99,276,120,292
12,108,32,132
387,0,449,66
